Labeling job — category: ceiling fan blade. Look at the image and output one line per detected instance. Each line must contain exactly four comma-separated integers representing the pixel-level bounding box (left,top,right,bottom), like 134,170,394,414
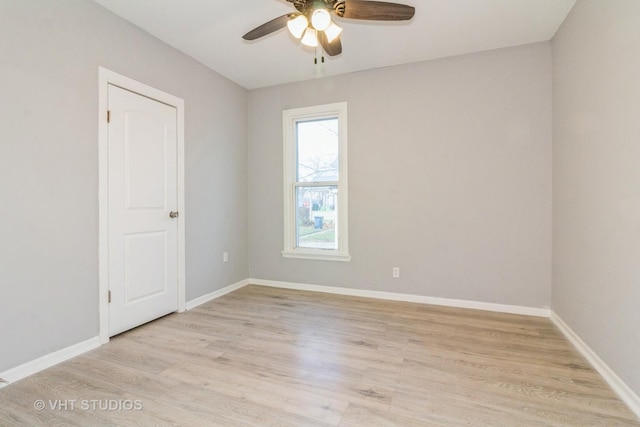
319,33,342,56
339,1,415,21
243,14,296,40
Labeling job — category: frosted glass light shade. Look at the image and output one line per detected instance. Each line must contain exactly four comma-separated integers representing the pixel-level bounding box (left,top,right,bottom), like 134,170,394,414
287,15,308,39
324,22,343,43
311,9,331,31
301,28,318,47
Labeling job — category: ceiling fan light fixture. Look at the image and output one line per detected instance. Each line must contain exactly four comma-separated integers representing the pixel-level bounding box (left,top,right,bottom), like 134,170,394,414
301,27,318,47
311,8,331,31
287,14,308,39
243,0,415,58
324,22,343,43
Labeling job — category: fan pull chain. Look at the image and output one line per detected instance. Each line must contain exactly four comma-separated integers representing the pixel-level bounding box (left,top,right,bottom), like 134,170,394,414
313,33,325,65
314,35,318,64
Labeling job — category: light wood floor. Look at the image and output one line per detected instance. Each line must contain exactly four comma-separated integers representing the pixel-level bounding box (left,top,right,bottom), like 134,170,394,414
1,285,638,426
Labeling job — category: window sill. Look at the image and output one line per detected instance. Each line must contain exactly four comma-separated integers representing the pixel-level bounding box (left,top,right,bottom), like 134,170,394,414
282,250,351,262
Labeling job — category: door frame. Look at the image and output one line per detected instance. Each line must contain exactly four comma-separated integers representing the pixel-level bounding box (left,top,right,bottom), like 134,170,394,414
98,67,186,344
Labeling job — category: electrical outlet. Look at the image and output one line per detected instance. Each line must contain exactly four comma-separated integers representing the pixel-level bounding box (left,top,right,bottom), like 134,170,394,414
223,252,228,263
393,267,400,278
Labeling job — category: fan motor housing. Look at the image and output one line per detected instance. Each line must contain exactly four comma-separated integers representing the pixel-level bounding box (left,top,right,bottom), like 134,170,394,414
288,0,341,16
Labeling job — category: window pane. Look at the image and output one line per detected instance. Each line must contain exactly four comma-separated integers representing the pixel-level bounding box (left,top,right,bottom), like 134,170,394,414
295,185,338,250
296,118,339,183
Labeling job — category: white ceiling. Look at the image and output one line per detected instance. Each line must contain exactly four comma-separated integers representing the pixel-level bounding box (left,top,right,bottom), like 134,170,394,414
93,0,575,90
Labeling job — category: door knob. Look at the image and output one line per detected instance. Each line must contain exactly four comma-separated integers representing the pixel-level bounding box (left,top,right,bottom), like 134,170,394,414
169,211,179,219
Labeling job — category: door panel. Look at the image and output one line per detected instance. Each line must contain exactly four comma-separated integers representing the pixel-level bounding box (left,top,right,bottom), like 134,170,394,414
125,111,167,209
108,84,178,336
124,232,167,303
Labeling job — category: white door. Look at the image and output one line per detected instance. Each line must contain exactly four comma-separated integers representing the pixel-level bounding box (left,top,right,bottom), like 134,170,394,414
108,84,179,336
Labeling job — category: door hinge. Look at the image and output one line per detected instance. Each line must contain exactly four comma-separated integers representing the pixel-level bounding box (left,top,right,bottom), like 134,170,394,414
107,110,111,123
108,290,111,303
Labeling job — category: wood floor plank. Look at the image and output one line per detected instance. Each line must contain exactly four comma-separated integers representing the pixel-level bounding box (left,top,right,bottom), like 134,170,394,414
0,285,638,426
339,403,438,427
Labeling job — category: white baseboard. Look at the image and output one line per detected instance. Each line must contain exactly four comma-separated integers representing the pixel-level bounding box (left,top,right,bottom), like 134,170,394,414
551,311,640,418
185,279,251,310
0,336,101,388
249,278,550,317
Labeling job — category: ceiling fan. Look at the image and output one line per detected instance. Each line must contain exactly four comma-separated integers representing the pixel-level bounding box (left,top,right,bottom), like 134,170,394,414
242,0,415,57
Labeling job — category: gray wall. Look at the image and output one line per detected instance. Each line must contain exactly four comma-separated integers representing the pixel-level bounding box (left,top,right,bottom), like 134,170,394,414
248,43,552,308
0,0,248,371
552,0,640,396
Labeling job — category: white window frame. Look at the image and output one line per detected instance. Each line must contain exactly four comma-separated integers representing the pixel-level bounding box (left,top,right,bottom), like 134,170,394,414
282,102,350,262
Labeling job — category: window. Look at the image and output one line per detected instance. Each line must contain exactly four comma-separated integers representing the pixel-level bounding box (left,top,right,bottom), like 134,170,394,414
282,102,350,261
